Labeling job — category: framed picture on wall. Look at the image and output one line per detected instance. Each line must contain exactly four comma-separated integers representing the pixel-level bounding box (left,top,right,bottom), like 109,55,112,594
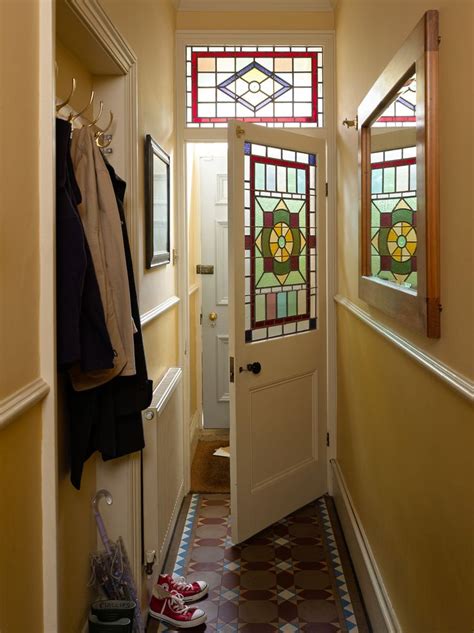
145,134,170,268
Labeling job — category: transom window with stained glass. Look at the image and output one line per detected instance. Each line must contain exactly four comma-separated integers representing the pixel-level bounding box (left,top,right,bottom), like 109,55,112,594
244,141,317,342
370,145,418,288
186,46,324,128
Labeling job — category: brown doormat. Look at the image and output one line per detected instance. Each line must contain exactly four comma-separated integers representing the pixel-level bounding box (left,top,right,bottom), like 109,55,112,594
190,440,230,493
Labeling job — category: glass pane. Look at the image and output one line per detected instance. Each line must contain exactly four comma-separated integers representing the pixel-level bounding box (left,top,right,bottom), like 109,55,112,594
373,73,416,128
369,143,418,289
244,141,317,343
186,46,324,129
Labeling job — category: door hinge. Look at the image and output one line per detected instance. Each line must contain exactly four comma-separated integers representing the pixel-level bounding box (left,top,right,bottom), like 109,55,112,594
229,356,235,383
326,432,330,447
325,182,329,197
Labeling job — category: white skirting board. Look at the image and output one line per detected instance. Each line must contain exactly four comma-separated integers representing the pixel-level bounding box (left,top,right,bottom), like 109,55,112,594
330,459,403,633
190,408,202,464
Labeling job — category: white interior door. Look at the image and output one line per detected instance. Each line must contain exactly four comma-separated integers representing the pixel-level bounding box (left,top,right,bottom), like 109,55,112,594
228,121,327,544
200,153,230,428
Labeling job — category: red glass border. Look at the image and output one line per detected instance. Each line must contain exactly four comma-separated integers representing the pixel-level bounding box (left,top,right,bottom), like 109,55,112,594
371,157,416,169
191,51,319,124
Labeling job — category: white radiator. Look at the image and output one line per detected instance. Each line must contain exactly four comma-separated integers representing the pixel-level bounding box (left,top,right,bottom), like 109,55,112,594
143,367,183,420
142,366,185,590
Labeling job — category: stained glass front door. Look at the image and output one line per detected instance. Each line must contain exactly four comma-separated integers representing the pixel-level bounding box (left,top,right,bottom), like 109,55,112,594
244,142,317,342
228,121,327,544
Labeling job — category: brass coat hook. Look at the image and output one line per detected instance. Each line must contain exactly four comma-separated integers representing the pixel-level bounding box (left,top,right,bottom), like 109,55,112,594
88,100,104,127
95,110,114,148
69,90,94,124
56,77,76,113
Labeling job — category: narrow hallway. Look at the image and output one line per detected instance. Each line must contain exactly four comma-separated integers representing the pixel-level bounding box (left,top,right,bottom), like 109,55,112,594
148,495,370,632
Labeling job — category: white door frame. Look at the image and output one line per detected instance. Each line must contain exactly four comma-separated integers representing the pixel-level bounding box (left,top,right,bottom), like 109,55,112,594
39,1,140,628
176,30,337,497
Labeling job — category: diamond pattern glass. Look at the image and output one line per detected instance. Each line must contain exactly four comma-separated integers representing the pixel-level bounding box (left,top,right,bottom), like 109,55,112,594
186,46,324,128
373,73,416,127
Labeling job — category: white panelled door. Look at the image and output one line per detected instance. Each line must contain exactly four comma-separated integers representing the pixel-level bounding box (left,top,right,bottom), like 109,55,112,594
228,121,327,544
200,154,230,428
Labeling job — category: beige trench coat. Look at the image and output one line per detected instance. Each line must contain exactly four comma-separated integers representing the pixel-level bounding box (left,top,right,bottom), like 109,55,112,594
69,127,136,390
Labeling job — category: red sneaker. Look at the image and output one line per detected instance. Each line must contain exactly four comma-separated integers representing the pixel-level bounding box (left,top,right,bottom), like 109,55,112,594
149,586,207,628
156,573,208,603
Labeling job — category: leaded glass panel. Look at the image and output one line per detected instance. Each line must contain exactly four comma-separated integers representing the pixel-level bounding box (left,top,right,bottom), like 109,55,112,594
186,46,324,128
244,142,317,342
373,73,416,127
370,146,418,288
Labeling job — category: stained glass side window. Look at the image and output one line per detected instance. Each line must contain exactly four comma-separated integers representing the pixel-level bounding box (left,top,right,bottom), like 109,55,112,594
370,146,418,288
244,142,317,342
373,74,416,127
186,46,324,128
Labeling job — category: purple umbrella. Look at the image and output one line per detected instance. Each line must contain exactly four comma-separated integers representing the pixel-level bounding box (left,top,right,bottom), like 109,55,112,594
89,490,144,633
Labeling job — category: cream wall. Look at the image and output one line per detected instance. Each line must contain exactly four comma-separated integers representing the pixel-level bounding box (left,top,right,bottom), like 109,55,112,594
335,2,474,632
176,10,334,30
0,1,44,632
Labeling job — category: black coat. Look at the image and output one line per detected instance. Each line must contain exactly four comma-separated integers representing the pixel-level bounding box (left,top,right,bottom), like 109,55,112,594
56,118,114,372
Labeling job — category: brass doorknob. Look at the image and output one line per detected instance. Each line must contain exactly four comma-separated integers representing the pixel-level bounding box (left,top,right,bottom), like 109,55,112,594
209,311,218,322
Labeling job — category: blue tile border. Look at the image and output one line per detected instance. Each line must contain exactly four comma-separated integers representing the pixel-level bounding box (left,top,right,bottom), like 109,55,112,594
157,494,200,632
318,496,360,632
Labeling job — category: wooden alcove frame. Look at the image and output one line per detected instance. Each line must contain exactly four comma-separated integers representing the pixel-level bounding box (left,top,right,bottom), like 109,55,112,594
358,10,440,338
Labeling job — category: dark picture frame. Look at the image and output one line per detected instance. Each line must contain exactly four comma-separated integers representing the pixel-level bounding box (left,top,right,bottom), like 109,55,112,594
145,134,170,268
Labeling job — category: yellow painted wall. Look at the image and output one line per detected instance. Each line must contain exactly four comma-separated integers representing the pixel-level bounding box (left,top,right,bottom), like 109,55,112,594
0,0,40,400
142,306,180,385
0,407,44,633
0,2,44,632
177,10,334,31
335,2,474,631
56,39,95,119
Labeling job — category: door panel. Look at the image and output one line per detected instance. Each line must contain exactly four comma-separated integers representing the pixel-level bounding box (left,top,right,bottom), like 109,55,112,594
200,154,230,428
229,121,327,543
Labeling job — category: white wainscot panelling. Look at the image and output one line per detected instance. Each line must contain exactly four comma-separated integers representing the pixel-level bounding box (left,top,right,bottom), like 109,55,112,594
215,220,228,306
216,335,230,403
249,371,318,491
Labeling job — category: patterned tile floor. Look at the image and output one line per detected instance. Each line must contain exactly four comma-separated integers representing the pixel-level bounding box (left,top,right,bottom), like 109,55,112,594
148,494,370,632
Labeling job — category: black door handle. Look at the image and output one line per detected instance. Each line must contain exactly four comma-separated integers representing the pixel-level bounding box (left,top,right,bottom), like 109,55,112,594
239,362,262,375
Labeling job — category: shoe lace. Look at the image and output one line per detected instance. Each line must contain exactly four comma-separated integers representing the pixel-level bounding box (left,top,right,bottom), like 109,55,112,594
172,574,195,591
168,590,190,615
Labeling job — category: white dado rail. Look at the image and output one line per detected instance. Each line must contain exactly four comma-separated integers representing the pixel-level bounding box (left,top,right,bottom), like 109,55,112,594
143,367,183,421
140,295,180,328
335,294,474,402
0,377,50,430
